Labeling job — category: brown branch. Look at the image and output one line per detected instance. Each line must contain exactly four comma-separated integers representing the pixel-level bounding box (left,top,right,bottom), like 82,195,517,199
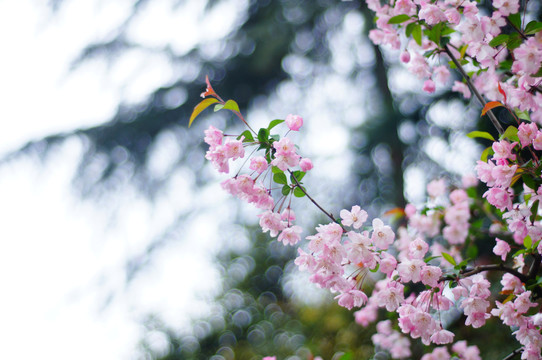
287,170,345,230
506,18,528,41
460,263,528,283
502,347,523,360
529,253,542,279
443,45,504,135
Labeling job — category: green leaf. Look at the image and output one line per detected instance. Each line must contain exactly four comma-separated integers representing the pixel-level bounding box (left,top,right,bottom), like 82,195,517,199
424,255,441,263
459,45,468,59
515,109,531,121
523,174,537,191
369,263,380,273
499,60,513,71
272,166,283,174
282,185,291,196
513,248,527,257
293,186,306,197
500,125,519,142
531,200,539,224
214,104,224,112
290,170,306,183
525,21,542,34
441,252,456,266
412,23,422,46
467,244,478,260
441,26,455,36
489,34,509,47
428,22,443,44
223,99,240,113
268,119,285,131
481,146,494,162
524,235,532,249
338,352,354,360
455,259,469,270
258,128,270,143
405,22,416,37
273,172,288,185
508,13,522,29
439,35,450,47
237,130,254,142
467,131,495,141
188,98,219,127
506,32,522,50
532,66,542,78
388,14,411,24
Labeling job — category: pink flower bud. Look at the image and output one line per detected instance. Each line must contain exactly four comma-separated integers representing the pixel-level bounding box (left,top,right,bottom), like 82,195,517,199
285,114,303,131
400,50,411,63
423,79,436,93
299,158,313,172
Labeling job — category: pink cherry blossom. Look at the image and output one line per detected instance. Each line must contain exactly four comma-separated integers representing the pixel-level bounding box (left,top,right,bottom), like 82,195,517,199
483,187,513,211
433,66,450,85
340,205,368,229
397,259,425,283
533,132,542,151
377,281,405,311
203,125,223,149
249,156,268,173
400,50,411,63
278,225,302,245
285,114,303,131
380,252,398,277
371,218,395,249
427,178,446,198
493,0,520,16
224,138,245,160
423,79,436,93
445,7,461,25
335,289,368,310
492,140,518,161
408,237,429,259
452,81,471,99
420,266,442,287
430,329,454,345
493,238,511,261
299,157,313,172
258,210,285,237
514,291,537,314
418,3,447,25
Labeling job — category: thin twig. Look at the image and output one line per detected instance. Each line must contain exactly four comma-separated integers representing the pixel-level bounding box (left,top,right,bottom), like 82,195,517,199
529,253,542,279
287,170,345,230
506,18,528,40
502,347,523,360
460,263,528,283
443,45,505,135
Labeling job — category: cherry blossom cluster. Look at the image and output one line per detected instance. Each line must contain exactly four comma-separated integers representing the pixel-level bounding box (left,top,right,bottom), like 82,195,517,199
192,0,542,357
368,0,542,123
201,105,313,247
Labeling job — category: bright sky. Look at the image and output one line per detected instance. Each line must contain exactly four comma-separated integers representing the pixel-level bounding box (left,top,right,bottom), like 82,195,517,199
0,0,245,358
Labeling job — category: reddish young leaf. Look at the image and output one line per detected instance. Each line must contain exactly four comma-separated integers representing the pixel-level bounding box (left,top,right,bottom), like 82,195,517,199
481,101,504,115
498,82,507,103
200,75,217,98
189,98,219,127
384,207,406,217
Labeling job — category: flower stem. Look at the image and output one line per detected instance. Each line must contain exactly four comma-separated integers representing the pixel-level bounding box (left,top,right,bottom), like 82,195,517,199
288,170,345,230
443,45,504,135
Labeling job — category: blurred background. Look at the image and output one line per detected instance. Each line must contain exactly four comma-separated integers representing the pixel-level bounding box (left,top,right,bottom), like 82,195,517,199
2,0,537,359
